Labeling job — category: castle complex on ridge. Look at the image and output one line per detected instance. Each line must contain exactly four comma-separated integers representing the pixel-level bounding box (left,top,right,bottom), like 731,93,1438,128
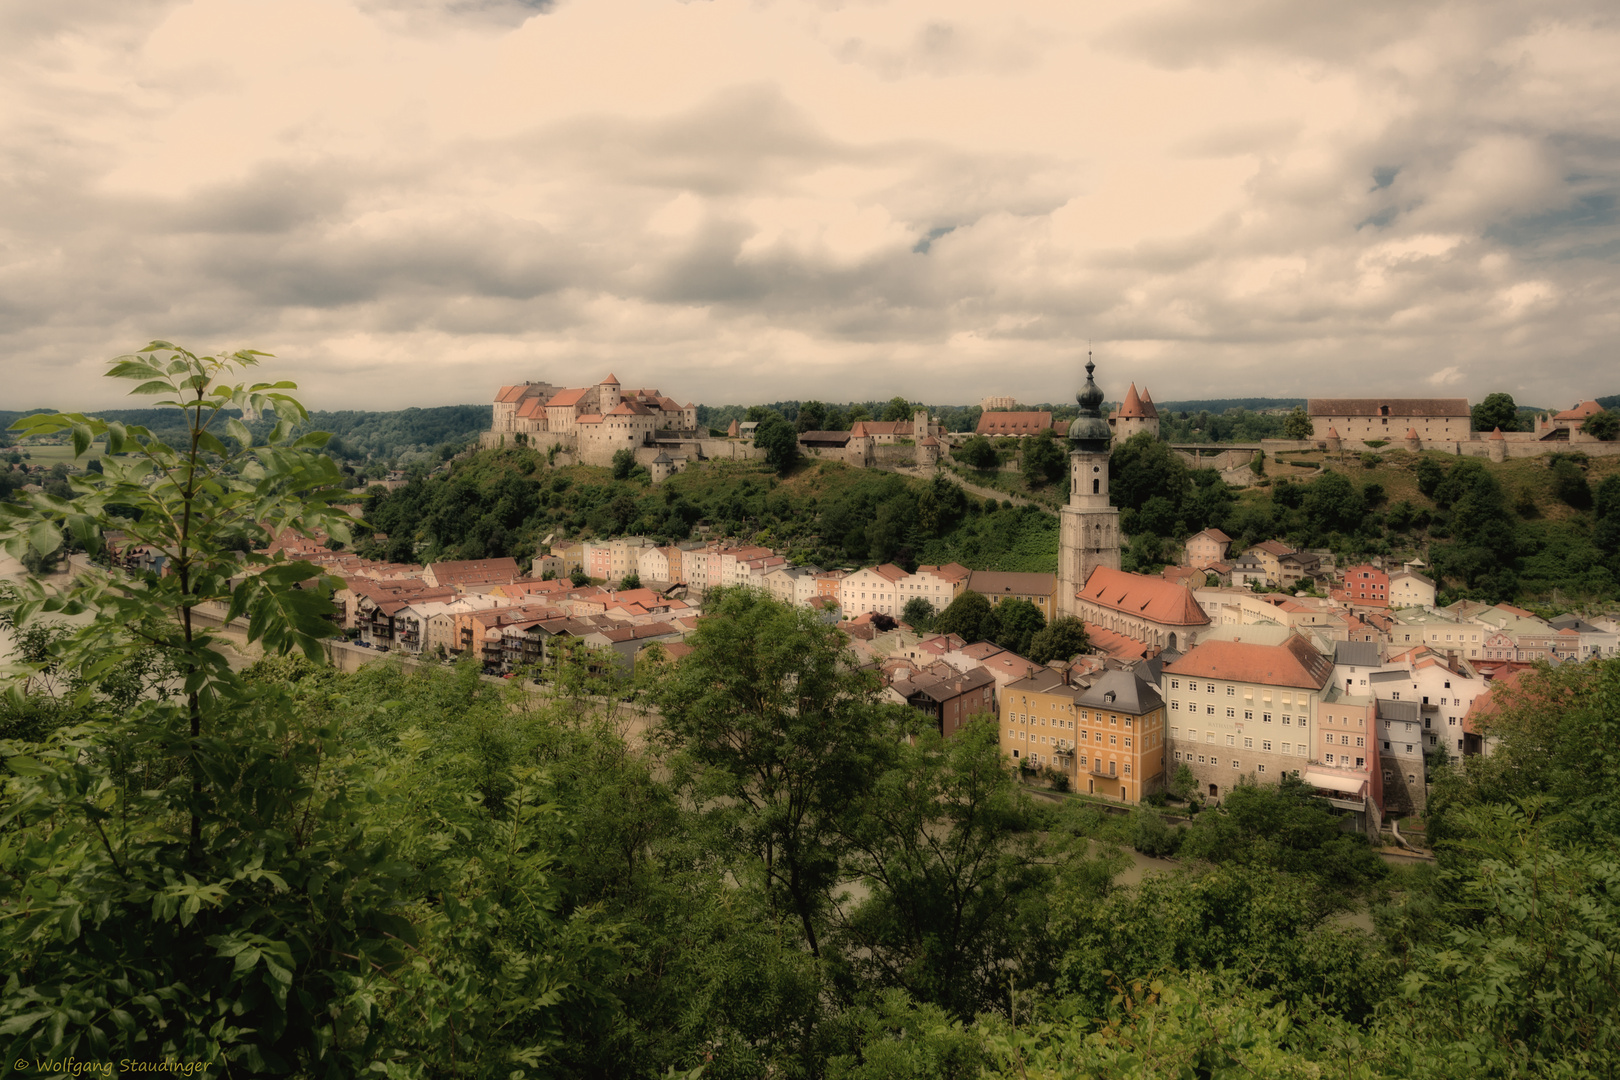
481,373,701,478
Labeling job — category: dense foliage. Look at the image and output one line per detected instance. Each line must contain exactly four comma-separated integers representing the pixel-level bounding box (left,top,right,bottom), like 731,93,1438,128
360,451,1063,573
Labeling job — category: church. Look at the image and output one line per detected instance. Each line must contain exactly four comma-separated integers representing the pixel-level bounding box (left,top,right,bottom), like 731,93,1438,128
1058,359,1209,654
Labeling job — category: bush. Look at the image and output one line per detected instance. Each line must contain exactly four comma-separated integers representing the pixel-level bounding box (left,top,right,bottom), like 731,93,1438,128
1133,810,1181,858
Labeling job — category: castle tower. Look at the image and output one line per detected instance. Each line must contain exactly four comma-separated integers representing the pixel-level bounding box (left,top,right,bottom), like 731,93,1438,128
600,373,621,413
1058,357,1122,619
913,409,929,440
1109,382,1160,444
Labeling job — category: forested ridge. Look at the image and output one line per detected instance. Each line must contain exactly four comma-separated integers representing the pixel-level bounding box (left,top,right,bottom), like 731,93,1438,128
361,447,1062,573
2,345,1619,1076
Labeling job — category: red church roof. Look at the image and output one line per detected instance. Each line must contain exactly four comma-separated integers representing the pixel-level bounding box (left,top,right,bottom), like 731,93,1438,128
1077,566,1209,626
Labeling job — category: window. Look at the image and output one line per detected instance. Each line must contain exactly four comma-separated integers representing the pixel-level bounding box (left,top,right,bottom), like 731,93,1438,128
1171,727,1179,738
1281,743,1290,754
1356,736,1365,747
1206,731,1215,743
1206,705,1215,715
1231,759,1240,769
1173,751,1181,760
1198,755,1206,764
1124,737,1132,748
1226,708,1235,718
1125,718,1133,728
1244,710,1253,720
1226,734,1235,746
1124,763,1131,774
1405,744,1414,754
1263,712,1272,723
1171,701,1180,710
1326,753,1335,764
1298,745,1307,756
1258,764,1266,773
1227,686,1235,696
1109,735,1117,745
1262,740,1272,751
1188,729,1197,740
1244,737,1253,748
1012,749,1020,758
1408,774,1417,785
1170,679,1179,689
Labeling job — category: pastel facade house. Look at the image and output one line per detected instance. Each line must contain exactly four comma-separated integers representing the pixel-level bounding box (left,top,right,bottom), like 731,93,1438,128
1231,553,1268,588
1163,633,1334,802
1392,609,1486,659
902,562,971,612
1184,528,1232,571
1306,398,1471,443
1073,565,1209,654
1072,669,1167,802
765,565,822,607
1245,541,1295,586
998,668,1078,774
1548,614,1619,659
1387,569,1436,608
1337,564,1390,608
966,570,1058,621
840,564,910,617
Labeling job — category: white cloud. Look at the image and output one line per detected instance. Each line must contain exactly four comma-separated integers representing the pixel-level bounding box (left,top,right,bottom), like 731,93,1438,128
0,0,1616,412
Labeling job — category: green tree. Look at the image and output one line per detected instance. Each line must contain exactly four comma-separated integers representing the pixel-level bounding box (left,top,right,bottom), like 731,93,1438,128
1550,455,1592,509
1027,615,1089,665
1471,391,1521,432
957,435,998,470
990,597,1045,657
1584,409,1620,441
934,590,996,643
882,396,913,423
797,399,828,433
1021,431,1067,488
655,588,898,957
620,569,642,590
0,344,491,1068
570,567,591,586
836,724,1099,1019
1282,407,1314,439
1301,469,1365,536
902,596,937,632
754,413,800,475
611,446,636,480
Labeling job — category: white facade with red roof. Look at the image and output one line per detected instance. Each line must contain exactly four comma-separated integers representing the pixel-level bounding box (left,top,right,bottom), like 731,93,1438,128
482,372,698,466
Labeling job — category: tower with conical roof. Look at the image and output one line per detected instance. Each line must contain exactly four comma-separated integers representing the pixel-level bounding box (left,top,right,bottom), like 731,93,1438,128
1110,382,1160,444
1058,357,1122,617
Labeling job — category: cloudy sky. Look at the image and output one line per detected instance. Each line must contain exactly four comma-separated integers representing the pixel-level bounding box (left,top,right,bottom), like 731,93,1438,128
3,0,1617,412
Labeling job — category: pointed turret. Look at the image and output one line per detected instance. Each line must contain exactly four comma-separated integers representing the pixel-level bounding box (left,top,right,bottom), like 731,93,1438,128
1488,427,1504,440
1139,387,1159,418
1116,383,1149,418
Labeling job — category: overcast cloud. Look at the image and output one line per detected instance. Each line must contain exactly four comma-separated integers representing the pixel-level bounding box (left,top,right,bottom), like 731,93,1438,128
2,0,1617,410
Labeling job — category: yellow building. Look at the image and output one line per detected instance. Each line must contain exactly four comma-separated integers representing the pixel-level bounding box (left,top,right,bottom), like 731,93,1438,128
968,570,1057,621
999,667,1167,803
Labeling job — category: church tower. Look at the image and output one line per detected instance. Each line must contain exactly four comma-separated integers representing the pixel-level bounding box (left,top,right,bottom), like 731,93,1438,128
1057,357,1122,618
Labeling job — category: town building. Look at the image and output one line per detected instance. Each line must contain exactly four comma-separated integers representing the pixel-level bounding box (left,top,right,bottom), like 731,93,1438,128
975,411,1056,438
1336,564,1389,608
1162,633,1334,802
1387,568,1436,608
1074,565,1209,654
1306,398,1471,443
966,570,1057,621
1184,528,1232,571
1108,383,1160,443
888,662,998,739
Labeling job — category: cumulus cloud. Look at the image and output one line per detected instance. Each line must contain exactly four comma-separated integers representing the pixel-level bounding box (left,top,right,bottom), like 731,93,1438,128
0,0,1616,410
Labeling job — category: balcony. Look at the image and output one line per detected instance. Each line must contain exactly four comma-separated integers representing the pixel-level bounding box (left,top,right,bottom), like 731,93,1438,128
1089,760,1117,778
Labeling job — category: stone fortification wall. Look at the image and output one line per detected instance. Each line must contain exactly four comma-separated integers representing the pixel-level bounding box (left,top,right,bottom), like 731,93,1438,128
1259,436,1620,459
872,444,918,468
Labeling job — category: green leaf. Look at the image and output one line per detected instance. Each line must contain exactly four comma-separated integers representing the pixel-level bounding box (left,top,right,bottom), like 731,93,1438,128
27,520,59,555
226,416,254,448
131,379,176,395
71,423,91,458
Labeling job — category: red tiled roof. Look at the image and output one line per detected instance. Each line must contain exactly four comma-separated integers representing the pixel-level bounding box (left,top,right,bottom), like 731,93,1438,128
1083,623,1152,662
1250,540,1294,557
576,414,604,425
1165,634,1333,690
1076,566,1208,626
496,385,530,403
1489,427,1505,440
516,397,546,418
917,562,970,581
1554,400,1602,421
1115,383,1152,419
548,387,588,408
607,401,654,416
975,411,1053,435
601,372,620,385
1190,528,1231,544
